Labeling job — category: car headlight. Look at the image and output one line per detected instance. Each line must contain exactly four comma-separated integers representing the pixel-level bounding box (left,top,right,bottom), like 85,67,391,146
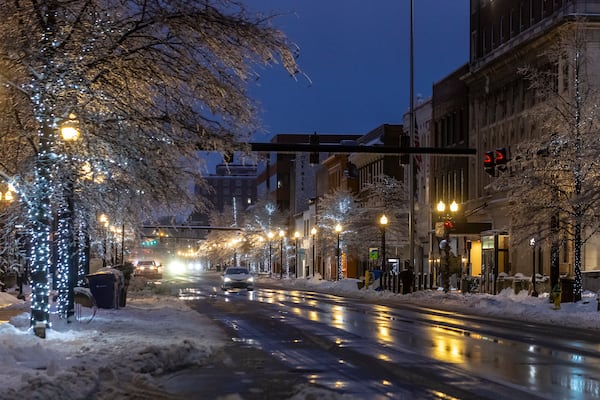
168,260,185,274
247,277,254,283
223,277,231,283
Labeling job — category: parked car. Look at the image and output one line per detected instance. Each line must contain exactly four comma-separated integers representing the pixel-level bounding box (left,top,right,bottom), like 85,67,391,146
134,260,162,279
221,267,254,291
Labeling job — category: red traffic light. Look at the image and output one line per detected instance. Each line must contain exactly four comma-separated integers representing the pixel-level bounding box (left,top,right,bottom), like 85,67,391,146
443,220,454,230
495,147,507,165
483,151,494,167
483,150,495,176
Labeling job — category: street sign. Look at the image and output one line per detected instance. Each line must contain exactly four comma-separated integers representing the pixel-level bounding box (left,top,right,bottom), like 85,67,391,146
141,238,158,247
369,248,379,260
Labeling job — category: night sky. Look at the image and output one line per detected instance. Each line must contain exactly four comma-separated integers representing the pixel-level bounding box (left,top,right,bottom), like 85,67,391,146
246,0,470,140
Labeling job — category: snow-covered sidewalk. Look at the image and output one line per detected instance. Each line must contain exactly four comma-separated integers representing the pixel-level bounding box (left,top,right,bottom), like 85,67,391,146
262,275,600,330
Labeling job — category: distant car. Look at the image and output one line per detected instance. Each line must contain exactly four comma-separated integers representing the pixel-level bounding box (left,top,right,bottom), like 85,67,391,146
221,267,254,291
134,260,162,279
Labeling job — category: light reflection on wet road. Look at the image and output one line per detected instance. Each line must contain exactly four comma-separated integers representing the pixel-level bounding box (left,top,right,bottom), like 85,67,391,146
178,274,600,399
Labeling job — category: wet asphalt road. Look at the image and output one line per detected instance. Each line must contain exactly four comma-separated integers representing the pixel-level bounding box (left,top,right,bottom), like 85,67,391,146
157,272,600,399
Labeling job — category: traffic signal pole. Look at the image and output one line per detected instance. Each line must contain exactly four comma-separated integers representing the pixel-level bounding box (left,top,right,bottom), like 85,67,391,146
250,142,476,156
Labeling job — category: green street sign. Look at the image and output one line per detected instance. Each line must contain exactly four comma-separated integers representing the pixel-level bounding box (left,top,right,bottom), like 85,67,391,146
369,248,379,260
141,238,158,247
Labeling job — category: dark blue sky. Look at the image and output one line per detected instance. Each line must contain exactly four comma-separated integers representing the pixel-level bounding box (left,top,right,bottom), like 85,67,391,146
247,1,470,140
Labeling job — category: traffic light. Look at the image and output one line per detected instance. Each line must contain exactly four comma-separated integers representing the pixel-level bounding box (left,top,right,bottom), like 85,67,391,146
443,220,454,231
495,147,508,172
484,150,495,176
309,132,319,164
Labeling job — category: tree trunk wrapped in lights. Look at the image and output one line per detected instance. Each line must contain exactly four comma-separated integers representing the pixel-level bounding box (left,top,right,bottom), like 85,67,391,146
28,122,55,329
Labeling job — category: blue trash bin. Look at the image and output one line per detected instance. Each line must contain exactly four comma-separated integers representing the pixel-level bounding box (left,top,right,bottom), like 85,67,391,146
371,270,382,281
86,272,119,309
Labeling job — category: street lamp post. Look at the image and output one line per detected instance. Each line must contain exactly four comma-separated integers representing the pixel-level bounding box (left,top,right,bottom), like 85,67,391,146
379,215,388,290
335,223,342,280
293,231,299,277
311,227,317,277
267,231,274,277
379,215,388,271
99,214,109,268
60,119,80,321
0,187,23,298
530,238,538,297
120,223,125,266
437,200,458,293
279,230,285,279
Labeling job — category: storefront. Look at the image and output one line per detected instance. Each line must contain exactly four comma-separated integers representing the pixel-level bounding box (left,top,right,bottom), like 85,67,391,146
480,230,509,294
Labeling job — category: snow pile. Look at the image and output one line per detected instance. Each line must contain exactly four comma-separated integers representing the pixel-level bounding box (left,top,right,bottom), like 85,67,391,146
0,292,225,399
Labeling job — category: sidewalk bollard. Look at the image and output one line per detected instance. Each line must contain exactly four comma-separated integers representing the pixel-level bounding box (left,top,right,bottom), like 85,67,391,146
365,270,370,289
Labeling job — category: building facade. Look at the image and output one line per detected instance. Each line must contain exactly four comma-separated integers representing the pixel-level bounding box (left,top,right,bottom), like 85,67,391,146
193,161,257,225
464,0,600,290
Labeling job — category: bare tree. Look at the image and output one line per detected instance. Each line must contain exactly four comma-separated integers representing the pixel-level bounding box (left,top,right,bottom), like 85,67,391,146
360,175,409,246
316,188,364,278
497,21,600,302
240,198,286,272
0,0,301,329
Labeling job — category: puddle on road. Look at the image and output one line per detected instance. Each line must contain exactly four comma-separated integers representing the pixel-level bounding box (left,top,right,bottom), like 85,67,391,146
232,337,261,346
178,288,212,300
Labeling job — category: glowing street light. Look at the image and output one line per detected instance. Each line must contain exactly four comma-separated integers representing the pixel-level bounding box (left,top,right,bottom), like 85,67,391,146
311,227,317,277
279,229,285,279
335,223,342,280
58,116,83,322
379,215,388,271
294,231,300,278
267,231,274,276
1,186,14,203
436,200,459,293
60,114,80,141
530,238,538,297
